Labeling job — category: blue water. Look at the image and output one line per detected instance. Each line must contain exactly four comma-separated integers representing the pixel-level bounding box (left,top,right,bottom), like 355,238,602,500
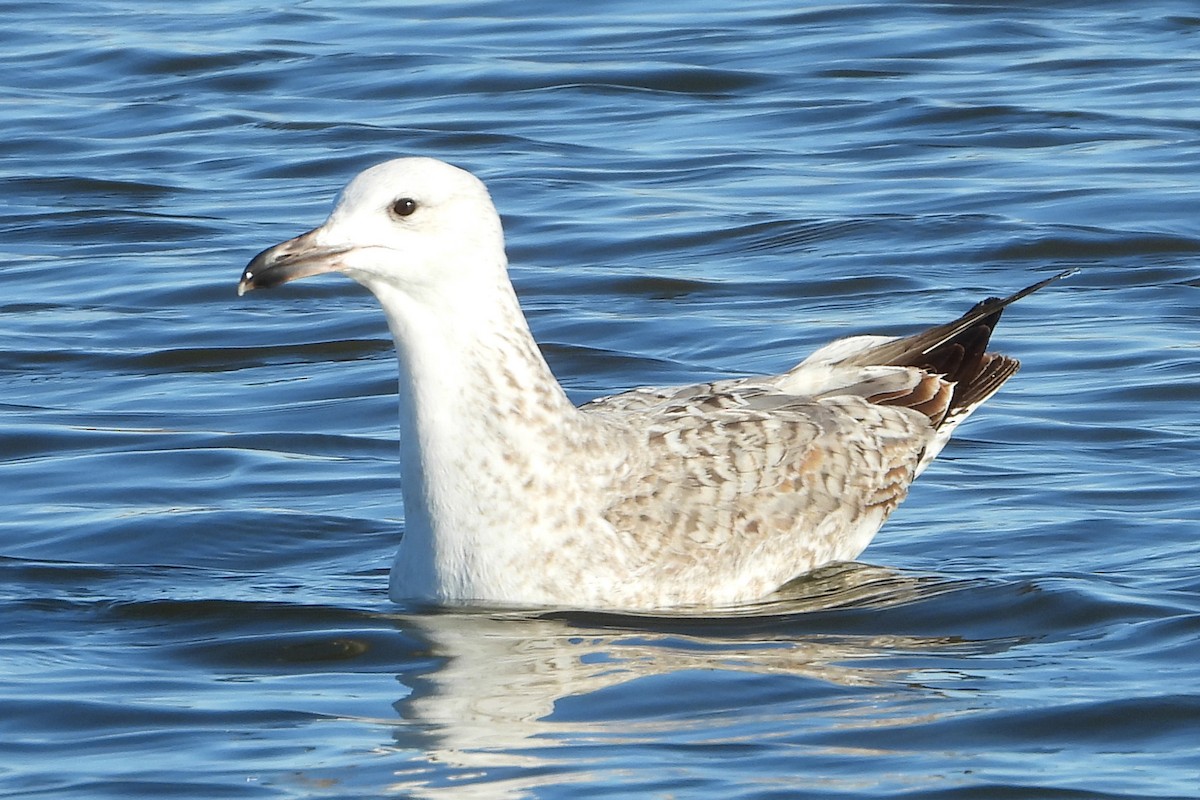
3,1,1200,797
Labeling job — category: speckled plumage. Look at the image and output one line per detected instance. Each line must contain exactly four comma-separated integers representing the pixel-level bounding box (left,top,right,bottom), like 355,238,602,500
238,157,1067,610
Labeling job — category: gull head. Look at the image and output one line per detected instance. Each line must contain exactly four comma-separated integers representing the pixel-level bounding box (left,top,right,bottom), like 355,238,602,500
238,157,505,298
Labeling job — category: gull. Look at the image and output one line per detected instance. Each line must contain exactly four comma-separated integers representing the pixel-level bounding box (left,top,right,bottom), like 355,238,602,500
238,157,1069,610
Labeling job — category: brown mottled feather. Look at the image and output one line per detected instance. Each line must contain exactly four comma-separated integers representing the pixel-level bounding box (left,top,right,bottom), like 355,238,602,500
589,396,925,601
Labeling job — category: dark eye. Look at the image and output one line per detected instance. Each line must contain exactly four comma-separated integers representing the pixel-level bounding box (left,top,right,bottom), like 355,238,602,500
390,197,418,218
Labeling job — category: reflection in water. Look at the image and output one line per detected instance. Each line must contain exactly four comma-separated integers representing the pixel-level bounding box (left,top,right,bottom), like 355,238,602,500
384,564,1012,797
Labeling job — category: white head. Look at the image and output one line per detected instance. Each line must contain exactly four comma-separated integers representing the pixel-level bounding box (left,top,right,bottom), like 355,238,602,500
238,157,507,302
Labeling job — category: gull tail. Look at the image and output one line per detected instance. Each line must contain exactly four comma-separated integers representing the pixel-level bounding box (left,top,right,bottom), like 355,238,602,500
856,269,1076,471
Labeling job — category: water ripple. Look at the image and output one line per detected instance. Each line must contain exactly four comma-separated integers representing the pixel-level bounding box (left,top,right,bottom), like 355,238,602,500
2,1,1199,798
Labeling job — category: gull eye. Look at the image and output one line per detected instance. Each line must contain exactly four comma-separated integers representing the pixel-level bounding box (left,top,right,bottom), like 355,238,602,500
390,197,418,219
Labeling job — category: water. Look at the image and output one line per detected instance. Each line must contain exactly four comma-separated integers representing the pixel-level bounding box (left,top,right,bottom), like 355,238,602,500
3,1,1199,797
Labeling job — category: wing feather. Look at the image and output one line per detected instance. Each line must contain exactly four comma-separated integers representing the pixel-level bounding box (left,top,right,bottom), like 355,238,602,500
569,271,1073,603
587,393,930,600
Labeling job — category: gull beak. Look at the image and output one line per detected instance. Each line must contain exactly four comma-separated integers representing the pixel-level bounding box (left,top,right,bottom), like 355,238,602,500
237,228,351,296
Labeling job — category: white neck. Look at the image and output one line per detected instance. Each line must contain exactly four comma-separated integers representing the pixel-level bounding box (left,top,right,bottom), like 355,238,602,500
365,271,585,602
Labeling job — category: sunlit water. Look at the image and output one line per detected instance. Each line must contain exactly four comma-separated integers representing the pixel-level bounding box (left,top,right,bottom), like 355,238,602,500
3,2,1199,797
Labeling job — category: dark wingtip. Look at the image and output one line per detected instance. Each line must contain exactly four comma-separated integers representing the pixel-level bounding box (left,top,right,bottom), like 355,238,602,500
855,268,1077,425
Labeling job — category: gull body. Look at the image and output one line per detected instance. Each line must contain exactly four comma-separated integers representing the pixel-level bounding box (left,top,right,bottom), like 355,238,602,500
239,157,1065,610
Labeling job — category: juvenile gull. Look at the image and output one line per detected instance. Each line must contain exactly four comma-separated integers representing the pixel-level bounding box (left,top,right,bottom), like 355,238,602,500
238,157,1069,610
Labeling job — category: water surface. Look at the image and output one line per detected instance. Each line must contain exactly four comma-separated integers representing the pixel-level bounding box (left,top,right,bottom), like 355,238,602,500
3,2,1200,797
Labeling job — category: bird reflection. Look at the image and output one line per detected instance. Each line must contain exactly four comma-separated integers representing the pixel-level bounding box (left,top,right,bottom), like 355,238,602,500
383,563,1009,798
